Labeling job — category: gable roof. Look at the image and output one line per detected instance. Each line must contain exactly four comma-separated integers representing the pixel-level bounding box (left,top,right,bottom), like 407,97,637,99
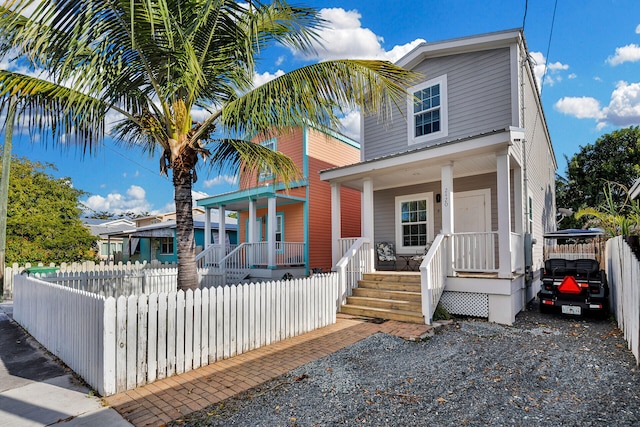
397,28,522,69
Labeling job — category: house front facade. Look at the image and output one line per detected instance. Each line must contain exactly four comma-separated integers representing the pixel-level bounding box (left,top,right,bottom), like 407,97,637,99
197,126,362,282
107,209,238,264
321,29,557,325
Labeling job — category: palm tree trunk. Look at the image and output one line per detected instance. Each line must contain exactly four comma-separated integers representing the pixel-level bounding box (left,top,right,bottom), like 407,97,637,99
173,166,198,291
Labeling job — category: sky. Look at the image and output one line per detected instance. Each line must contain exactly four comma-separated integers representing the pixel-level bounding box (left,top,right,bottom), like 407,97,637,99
3,0,640,216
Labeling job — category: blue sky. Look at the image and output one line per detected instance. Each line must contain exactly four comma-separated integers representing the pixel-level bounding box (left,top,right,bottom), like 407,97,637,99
3,0,640,216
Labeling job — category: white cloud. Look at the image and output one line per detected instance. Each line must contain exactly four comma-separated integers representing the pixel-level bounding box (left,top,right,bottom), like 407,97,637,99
337,110,361,141
554,81,640,128
568,73,577,79
203,174,238,188
529,51,570,90
636,24,640,34
607,44,640,66
602,81,640,126
554,97,604,119
253,69,285,88
83,185,153,215
290,8,424,62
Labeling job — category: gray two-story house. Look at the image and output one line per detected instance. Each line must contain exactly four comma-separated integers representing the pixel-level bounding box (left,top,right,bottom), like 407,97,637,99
321,29,557,325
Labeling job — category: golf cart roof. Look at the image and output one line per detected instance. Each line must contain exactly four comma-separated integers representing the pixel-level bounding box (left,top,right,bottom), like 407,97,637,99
543,229,604,239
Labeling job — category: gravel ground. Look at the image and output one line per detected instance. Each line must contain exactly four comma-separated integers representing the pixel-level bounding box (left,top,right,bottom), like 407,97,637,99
170,303,640,427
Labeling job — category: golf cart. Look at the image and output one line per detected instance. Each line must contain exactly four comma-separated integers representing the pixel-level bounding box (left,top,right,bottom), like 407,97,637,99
537,229,609,316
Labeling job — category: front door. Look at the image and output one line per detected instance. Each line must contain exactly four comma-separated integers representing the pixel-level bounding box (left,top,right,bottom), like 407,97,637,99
453,189,492,270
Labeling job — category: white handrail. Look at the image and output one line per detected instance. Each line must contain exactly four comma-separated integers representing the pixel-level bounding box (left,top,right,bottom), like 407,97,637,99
334,237,372,308
419,234,448,325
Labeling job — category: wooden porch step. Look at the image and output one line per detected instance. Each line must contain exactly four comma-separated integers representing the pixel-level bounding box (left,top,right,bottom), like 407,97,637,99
362,273,421,283
352,287,422,303
346,296,422,312
340,304,424,324
357,280,421,292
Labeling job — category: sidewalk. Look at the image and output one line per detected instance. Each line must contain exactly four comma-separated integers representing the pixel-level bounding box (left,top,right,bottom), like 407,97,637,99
105,315,434,426
0,301,132,427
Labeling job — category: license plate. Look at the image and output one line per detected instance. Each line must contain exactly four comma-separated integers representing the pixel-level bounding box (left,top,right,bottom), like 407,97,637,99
561,305,581,315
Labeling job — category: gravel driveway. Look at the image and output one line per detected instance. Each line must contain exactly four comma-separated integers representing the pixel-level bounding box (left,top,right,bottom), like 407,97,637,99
171,303,640,426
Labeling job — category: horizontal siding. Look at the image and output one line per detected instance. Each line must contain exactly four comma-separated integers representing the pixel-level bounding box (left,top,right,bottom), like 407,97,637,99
363,47,513,160
240,128,304,190
373,173,497,247
306,128,359,167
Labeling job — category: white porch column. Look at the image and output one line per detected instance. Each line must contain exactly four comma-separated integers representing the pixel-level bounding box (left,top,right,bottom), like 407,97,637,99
267,196,277,268
219,205,226,258
362,178,375,270
204,207,211,247
248,199,256,243
441,163,454,276
441,163,454,235
331,182,342,267
497,150,512,278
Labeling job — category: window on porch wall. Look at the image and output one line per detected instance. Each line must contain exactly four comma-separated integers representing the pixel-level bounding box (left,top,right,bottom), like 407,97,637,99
395,192,433,253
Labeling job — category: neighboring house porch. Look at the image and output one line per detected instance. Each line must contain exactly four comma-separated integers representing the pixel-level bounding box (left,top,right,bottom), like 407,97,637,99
197,185,308,284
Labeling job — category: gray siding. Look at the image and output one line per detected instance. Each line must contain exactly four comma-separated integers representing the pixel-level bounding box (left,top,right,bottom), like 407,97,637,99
363,48,513,161
373,173,497,248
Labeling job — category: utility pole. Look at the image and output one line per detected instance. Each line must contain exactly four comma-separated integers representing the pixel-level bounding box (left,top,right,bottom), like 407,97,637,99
0,96,17,299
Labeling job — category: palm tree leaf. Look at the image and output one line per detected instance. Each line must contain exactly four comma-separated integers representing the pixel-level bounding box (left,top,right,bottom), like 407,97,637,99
206,137,301,188
208,59,421,141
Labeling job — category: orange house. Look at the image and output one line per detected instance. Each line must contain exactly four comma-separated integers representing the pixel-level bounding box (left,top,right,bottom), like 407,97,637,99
196,126,361,281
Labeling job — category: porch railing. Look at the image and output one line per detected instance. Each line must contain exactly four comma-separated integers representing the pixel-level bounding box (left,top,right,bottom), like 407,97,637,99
335,237,372,308
195,244,238,268
452,232,498,272
419,234,448,325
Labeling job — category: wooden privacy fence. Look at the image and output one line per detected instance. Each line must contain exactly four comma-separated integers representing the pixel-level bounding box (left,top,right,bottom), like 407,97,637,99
607,236,640,365
13,273,338,396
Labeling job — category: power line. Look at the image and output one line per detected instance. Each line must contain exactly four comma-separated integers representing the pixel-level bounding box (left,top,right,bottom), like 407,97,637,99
522,0,529,32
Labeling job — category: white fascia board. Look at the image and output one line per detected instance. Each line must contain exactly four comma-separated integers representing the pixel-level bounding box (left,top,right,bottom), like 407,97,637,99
397,29,521,69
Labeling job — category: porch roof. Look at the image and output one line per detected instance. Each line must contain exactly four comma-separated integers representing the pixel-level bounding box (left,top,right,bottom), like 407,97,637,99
319,127,523,191
196,183,306,211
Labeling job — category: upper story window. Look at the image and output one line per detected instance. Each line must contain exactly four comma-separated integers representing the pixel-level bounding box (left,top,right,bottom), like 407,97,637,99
408,75,448,145
258,138,277,181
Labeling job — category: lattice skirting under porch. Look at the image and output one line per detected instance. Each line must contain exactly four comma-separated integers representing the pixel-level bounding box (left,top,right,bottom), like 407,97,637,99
439,291,489,318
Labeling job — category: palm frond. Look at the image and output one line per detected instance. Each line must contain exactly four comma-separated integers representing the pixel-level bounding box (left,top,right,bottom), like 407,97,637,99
0,70,108,152
210,59,421,141
206,137,301,188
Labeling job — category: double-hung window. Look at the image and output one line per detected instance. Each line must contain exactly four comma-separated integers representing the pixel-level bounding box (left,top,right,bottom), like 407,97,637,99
395,193,433,253
160,237,174,255
258,138,277,181
408,75,448,145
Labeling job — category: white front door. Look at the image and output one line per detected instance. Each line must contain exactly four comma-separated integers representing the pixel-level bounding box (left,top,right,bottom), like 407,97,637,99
454,189,491,232
453,189,492,270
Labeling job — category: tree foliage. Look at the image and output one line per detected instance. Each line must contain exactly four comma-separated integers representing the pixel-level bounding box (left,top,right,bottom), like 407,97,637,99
0,0,417,290
556,126,640,229
3,156,98,264
576,182,640,237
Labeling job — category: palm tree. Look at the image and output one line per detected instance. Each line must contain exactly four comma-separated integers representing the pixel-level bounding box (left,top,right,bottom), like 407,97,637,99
0,0,417,291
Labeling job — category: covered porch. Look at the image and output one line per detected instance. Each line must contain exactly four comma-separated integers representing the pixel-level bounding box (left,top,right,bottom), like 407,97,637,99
323,128,531,325
197,185,308,283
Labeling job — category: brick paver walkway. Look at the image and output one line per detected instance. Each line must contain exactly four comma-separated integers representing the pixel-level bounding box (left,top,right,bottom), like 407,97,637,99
105,315,433,426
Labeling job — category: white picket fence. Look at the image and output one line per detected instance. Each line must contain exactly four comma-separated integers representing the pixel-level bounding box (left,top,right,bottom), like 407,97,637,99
3,262,225,299
607,236,640,365
13,272,338,396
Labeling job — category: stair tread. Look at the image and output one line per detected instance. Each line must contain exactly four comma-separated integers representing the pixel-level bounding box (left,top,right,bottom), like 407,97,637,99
341,304,423,317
